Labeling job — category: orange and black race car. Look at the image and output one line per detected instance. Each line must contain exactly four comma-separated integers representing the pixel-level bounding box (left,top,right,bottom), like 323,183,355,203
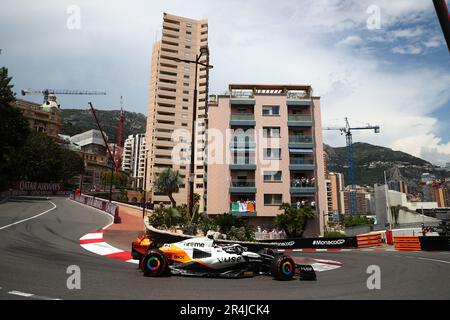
131,234,316,280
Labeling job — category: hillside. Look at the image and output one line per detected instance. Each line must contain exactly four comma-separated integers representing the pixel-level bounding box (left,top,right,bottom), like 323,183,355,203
324,142,441,187
61,109,147,141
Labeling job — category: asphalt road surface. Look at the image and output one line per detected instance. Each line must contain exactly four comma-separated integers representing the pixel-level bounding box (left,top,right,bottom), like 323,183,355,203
0,197,449,300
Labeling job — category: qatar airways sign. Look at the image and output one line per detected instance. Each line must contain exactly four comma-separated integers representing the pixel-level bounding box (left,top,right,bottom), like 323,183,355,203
16,181,64,192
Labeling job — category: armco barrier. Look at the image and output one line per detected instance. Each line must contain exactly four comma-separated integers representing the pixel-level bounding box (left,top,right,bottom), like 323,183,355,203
70,194,121,223
419,236,450,251
393,236,421,251
357,233,383,248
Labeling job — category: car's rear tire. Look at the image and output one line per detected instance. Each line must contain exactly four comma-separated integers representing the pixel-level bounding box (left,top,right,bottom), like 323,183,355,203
271,255,296,281
142,250,169,277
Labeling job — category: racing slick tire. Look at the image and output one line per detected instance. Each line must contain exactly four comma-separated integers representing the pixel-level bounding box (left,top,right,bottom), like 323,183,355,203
142,250,169,277
271,255,296,281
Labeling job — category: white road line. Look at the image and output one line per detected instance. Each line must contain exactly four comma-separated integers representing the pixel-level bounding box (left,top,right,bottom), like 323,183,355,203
8,291,34,297
0,200,57,230
418,257,450,264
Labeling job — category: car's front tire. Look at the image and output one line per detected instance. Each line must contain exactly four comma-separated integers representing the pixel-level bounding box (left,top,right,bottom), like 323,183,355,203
271,255,296,281
142,250,169,277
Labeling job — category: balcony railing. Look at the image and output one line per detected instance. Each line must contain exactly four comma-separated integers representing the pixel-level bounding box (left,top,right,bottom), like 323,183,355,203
230,179,256,187
290,158,314,165
286,91,310,100
291,179,315,188
230,114,255,121
289,135,313,143
288,115,313,121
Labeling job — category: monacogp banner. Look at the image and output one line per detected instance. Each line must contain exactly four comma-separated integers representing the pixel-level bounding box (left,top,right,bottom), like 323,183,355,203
70,194,121,223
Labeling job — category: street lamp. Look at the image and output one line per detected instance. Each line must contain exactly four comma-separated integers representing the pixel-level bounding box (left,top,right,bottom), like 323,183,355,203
142,149,149,218
174,46,213,221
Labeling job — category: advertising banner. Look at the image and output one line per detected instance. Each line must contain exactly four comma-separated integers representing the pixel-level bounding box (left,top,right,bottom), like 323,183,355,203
257,237,359,249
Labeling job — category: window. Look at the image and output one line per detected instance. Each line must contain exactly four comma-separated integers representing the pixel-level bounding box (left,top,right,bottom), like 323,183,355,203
186,23,192,28
182,123,188,127
186,31,192,35
185,45,191,49
184,75,190,79
264,171,282,182
264,194,282,206
263,127,280,138
183,83,189,87
183,98,189,102
262,105,280,116
186,38,192,42
183,90,189,94
263,148,281,160
183,106,189,110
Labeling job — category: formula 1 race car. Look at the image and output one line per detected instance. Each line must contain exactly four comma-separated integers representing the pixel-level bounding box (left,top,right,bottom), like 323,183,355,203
132,235,316,281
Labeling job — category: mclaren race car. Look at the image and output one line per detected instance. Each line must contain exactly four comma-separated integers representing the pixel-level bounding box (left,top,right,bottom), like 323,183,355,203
132,235,316,281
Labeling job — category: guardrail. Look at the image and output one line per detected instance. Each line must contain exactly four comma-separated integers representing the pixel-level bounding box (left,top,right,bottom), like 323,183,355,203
393,236,421,251
70,194,121,223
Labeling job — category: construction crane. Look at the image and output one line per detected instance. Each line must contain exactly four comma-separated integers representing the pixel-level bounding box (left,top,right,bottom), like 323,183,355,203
324,117,380,215
21,89,106,104
115,96,124,173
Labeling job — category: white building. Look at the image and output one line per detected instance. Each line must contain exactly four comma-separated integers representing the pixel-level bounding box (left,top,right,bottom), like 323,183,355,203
122,134,146,189
374,184,440,226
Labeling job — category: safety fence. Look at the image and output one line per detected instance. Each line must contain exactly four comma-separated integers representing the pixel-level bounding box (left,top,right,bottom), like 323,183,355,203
70,194,121,223
356,233,383,248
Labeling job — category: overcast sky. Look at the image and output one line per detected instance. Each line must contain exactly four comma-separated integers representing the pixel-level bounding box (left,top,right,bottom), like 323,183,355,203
1,0,449,165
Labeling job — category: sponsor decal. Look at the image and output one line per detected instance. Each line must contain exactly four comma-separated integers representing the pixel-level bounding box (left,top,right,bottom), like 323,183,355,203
271,241,295,247
312,239,345,246
217,256,242,263
183,242,205,248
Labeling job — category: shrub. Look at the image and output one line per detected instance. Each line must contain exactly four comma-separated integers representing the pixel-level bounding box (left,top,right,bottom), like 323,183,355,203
182,223,198,236
324,230,346,238
274,203,315,238
342,215,374,227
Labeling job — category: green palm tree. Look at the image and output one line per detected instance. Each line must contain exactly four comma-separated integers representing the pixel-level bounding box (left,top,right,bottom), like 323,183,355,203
153,168,182,207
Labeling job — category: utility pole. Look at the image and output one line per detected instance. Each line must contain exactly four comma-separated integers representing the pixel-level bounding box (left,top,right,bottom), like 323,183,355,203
142,149,149,218
109,144,116,203
174,46,213,221
384,170,392,230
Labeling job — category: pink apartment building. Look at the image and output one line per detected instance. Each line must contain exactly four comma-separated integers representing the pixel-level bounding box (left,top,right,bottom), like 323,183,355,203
206,84,327,237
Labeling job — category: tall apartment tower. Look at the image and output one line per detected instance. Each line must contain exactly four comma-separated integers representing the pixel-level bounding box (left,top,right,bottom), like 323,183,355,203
206,84,327,237
122,134,146,189
146,13,209,209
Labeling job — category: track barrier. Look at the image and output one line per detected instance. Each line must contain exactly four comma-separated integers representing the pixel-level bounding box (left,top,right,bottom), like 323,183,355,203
357,233,383,248
70,194,121,223
419,236,450,251
393,236,421,251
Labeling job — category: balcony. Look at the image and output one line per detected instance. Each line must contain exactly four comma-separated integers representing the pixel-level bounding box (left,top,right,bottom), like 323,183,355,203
288,135,314,148
230,114,256,126
290,180,316,194
287,115,313,127
229,161,256,171
230,200,257,217
230,91,255,105
229,179,257,194
289,158,315,171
